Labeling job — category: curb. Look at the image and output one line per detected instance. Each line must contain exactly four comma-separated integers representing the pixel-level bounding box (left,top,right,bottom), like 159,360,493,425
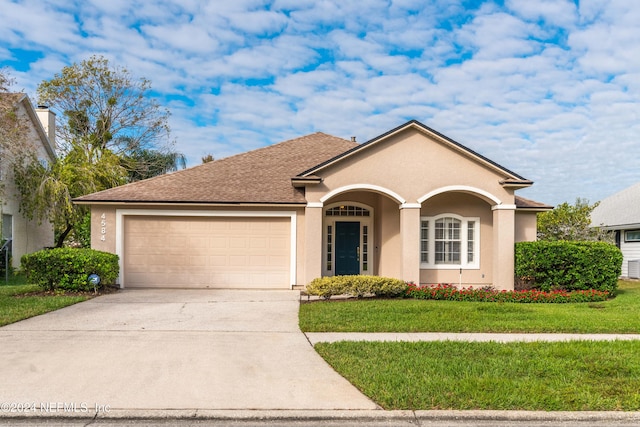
2,409,640,422
305,332,640,344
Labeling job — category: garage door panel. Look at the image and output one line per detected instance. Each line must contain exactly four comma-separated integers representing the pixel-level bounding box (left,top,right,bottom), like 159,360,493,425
123,216,290,288
188,236,208,248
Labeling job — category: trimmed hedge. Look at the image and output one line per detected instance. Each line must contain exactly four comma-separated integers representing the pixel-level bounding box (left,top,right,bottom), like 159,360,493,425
406,283,611,303
306,275,407,299
515,241,622,293
21,248,119,291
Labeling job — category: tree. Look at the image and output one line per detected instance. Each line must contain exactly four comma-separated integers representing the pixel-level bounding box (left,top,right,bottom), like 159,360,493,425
123,148,187,181
13,142,128,247
37,55,176,163
0,69,38,201
201,154,215,163
11,56,184,247
537,198,613,242
0,69,26,155
0,68,13,92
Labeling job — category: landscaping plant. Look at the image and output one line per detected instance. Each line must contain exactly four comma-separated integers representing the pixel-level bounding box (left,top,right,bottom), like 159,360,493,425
21,248,119,291
306,275,407,299
515,241,622,292
405,283,610,303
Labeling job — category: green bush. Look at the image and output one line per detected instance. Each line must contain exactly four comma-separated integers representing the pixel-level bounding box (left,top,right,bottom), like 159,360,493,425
21,248,119,291
306,275,407,299
515,241,622,293
405,283,611,303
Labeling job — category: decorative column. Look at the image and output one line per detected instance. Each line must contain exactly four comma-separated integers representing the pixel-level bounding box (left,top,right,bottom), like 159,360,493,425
492,204,516,290
304,203,324,285
400,204,421,284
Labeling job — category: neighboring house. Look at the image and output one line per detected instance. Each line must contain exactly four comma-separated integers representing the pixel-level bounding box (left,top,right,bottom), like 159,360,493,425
0,94,56,269
75,120,550,290
591,182,640,278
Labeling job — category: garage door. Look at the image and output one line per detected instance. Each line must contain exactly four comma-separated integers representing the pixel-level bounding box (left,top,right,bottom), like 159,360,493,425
123,216,291,288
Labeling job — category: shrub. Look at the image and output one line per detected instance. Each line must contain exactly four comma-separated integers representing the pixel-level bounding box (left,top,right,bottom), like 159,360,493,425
305,276,346,299
515,241,622,293
405,283,611,303
305,275,407,299
21,248,119,291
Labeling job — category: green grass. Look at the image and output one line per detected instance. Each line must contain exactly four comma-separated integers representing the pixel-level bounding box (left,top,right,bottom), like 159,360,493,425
300,280,640,333
315,340,640,411
0,275,88,326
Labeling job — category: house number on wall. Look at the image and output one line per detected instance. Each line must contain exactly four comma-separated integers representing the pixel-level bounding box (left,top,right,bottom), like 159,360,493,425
100,213,107,241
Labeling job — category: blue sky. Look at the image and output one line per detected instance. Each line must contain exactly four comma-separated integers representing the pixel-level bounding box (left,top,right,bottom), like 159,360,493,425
1,0,639,205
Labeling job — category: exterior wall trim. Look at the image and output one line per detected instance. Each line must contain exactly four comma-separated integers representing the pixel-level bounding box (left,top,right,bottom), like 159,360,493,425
319,184,405,204
418,185,503,206
400,203,421,209
492,204,517,211
306,202,323,208
115,209,297,289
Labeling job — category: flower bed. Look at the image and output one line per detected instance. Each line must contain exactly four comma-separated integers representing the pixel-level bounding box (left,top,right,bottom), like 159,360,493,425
405,283,610,303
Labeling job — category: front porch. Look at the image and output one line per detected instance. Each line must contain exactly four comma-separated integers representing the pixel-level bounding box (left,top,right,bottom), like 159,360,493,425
303,187,516,290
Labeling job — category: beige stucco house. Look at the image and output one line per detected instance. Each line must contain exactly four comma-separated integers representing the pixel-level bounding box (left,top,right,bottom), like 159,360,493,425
75,120,550,290
0,94,56,269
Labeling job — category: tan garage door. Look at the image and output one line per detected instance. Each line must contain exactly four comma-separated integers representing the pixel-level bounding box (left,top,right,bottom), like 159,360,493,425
123,216,291,288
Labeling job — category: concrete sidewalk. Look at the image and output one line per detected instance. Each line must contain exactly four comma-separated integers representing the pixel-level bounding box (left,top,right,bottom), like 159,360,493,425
305,332,640,345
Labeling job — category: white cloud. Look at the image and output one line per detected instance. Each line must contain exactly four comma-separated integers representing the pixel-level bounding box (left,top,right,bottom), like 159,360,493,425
506,0,577,28
2,0,640,205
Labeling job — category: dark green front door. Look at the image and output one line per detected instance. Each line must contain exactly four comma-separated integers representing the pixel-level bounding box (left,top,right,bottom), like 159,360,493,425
335,221,360,275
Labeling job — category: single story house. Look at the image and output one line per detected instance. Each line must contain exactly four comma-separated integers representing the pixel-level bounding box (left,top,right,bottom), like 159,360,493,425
591,182,640,278
0,94,56,269
75,120,550,290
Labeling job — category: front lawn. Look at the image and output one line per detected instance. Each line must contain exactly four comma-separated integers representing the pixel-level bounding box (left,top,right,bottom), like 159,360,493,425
299,280,640,333
315,340,640,410
0,275,89,326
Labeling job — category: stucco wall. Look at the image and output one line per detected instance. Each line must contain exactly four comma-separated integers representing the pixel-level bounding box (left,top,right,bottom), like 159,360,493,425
515,211,538,242
305,127,515,206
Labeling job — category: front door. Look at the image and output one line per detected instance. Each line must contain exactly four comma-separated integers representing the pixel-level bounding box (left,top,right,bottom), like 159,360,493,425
335,221,360,275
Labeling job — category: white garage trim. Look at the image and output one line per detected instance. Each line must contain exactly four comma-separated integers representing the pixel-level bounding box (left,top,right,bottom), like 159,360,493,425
115,209,297,289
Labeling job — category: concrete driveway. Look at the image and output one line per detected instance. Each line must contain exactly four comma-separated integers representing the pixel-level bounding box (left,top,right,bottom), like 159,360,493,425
0,289,378,412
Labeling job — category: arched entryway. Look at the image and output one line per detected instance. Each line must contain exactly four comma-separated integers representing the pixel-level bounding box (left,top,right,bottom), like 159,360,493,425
323,202,374,276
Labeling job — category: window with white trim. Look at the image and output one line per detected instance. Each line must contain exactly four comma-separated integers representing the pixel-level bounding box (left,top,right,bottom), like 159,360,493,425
420,214,479,268
625,230,640,242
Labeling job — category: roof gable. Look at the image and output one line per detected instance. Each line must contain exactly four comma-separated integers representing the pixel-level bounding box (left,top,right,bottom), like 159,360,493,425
299,120,531,185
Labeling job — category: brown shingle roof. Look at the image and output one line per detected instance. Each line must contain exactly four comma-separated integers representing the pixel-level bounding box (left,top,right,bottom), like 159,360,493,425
74,132,358,204
515,195,553,210
0,93,25,103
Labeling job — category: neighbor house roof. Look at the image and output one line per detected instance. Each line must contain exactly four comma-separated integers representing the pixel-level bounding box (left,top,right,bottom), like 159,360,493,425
74,132,358,205
591,182,640,229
